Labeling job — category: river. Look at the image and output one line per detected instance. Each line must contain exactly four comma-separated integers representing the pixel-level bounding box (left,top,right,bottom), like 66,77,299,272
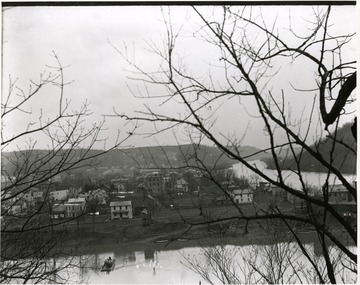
232,160,356,189
56,241,356,284
79,246,205,284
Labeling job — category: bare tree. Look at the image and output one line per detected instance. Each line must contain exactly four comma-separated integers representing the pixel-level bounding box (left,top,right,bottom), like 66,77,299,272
1,52,132,283
113,5,356,284
183,219,353,284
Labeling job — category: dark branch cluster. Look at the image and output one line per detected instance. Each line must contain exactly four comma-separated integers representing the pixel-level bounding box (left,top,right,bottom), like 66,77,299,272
112,5,356,284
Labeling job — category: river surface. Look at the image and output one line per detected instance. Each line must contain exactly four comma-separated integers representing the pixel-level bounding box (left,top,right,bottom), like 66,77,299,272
232,160,356,189
60,241,356,284
80,246,205,284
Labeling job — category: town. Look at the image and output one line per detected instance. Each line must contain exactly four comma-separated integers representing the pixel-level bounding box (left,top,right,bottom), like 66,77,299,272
2,164,356,236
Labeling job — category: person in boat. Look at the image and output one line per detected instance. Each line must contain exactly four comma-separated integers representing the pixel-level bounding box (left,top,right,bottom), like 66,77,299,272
105,257,112,268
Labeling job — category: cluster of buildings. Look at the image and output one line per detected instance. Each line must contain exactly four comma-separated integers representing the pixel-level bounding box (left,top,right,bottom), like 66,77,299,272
1,174,108,219
51,198,86,219
2,167,356,225
259,180,357,217
110,170,193,195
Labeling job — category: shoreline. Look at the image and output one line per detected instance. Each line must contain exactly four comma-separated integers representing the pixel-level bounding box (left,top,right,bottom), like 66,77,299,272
64,221,355,256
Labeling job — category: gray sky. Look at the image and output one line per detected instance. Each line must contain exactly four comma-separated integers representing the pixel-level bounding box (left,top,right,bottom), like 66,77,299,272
2,5,357,151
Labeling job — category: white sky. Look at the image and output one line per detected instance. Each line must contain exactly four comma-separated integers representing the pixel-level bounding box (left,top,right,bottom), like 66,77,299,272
1,5,357,151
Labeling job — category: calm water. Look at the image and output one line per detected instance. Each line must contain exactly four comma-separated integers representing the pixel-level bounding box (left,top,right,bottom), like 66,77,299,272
232,160,356,188
80,247,205,284
62,242,356,284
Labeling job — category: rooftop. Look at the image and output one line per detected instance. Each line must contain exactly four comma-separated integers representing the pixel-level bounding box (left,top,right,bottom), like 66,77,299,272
110,200,132,206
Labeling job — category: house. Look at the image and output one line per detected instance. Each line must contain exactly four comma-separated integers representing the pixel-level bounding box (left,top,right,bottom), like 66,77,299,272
286,187,318,210
1,175,14,188
87,188,108,204
258,181,270,191
48,174,63,184
68,197,86,208
110,200,133,219
65,197,86,218
2,199,28,216
216,196,229,205
271,185,287,201
137,183,146,193
163,176,173,193
64,203,83,218
145,172,163,194
174,179,189,193
328,184,356,205
19,191,35,206
131,197,149,216
116,183,126,192
111,178,126,192
33,191,45,204
51,204,66,219
232,188,253,204
68,187,82,198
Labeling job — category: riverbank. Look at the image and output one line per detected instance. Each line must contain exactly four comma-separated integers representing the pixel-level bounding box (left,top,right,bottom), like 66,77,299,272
62,215,354,257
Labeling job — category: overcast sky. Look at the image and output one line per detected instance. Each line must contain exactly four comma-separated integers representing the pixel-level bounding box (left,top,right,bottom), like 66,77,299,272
2,4,357,151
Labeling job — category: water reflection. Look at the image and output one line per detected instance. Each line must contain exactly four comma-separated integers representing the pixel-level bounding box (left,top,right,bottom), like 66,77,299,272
7,241,355,284
72,242,356,284
77,246,205,284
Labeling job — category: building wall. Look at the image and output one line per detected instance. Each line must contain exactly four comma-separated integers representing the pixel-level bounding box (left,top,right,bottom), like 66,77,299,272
68,187,81,198
145,173,163,194
174,179,189,193
68,198,86,211
110,201,133,219
329,191,356,204
271,186,287,201
65,203,82,218
233,190,253,204
51,204,66,219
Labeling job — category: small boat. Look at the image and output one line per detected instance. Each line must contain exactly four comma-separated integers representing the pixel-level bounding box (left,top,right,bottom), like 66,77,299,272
155,239,169,243
101,259,115,272
177,238,189,242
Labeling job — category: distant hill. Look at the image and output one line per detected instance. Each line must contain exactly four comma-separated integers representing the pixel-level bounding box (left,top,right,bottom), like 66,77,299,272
1,144,266,176
261,122,357,174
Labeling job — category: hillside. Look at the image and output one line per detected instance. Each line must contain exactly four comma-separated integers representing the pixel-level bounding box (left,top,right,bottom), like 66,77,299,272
261,122,357,174
1,144,265,176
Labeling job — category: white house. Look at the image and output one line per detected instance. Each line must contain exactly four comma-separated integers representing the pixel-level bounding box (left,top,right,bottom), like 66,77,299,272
64,203,83,218
110,200,133,219
232,188,253,204
68,197,86,211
